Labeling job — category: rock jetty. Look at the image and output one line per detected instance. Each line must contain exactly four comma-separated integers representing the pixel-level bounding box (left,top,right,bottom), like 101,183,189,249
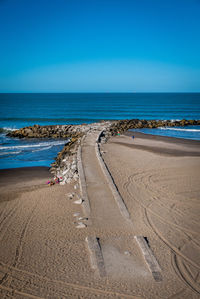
7,124,81,139
108,118,200,136
7,119,200,139
7,119,200,184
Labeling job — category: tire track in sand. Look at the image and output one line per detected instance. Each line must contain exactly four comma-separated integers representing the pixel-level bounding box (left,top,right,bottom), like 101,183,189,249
123,172,200,237
145,210,200,295
122,171,200,295
0,200,38,287
0,200,21,240
171,252,200,295
0,261,142,299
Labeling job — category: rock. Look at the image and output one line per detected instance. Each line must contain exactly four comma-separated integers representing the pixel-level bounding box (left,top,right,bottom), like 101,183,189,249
73,173,79,180
68,193,74,199
66,178,72,184
74,198,83,204
76,222,87,228
78,217,88,221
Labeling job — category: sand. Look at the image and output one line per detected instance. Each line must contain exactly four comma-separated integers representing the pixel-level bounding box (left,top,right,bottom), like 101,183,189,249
0,133,200,298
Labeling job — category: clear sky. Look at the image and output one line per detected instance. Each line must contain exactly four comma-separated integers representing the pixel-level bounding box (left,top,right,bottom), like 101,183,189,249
0,0,200,92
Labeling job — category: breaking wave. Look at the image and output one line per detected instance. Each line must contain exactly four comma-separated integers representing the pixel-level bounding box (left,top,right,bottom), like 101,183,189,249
0,151,22,156
160,127,200,132
0,127,17,134
0,140,67,150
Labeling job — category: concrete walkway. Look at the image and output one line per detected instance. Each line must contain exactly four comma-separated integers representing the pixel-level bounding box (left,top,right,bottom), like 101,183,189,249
80,128,164,287
81,129,130,231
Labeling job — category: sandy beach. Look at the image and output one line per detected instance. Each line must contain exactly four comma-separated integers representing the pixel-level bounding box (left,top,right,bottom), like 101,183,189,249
0,132,200,298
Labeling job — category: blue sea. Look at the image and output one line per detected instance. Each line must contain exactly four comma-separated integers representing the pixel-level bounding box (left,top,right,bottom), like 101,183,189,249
0,93,200,169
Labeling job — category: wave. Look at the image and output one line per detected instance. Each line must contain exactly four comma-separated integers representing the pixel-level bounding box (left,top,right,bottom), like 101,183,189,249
0,140,67,151
0,151,22,156
159,127,200,132
0,127,17,133
31,146,52,152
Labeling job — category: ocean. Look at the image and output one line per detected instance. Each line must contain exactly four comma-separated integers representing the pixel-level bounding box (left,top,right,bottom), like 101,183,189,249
0,93,200,169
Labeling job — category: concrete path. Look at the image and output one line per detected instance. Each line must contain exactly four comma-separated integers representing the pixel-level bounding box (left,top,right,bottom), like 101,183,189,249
81,129,130,231
80,128,164,286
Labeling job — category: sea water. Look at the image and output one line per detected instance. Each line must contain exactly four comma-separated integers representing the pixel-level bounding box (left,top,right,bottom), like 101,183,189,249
129,125,200,141
0,93,200,169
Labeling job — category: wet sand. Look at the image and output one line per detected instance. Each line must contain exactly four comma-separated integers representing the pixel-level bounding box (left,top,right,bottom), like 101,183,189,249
0,167,53,202
0,133,200,298
0,167,52,188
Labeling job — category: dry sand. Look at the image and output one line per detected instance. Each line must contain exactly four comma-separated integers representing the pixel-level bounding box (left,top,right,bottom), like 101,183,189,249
0,133,200,298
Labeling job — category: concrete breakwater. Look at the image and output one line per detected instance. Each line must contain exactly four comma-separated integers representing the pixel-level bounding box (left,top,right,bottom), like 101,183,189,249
7,119,200,184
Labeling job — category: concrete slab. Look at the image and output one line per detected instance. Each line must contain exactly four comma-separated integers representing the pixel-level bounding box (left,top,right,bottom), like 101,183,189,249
86,236,106,278
134,236,162,282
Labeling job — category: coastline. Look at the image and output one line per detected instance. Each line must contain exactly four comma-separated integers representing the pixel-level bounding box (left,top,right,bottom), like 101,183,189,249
1,131,200,193
2,119,200,182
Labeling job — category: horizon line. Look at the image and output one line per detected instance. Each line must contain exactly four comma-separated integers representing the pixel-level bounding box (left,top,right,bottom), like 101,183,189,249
0,91,200,94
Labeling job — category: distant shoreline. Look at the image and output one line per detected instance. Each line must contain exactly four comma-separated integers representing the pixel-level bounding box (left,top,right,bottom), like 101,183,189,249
125,130,200,145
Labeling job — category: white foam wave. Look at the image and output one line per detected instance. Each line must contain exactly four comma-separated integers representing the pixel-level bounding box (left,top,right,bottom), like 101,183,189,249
159,127,200,132
0,151,22,156
32,146,52,152
3,127,17,131
169,119,181,122
0,140,67,150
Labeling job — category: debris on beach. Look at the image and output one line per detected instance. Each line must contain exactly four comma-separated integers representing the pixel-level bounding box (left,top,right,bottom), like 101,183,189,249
78,217,88,221
124,251,131,256
76,222,87,228
67,193,75,199
46,180,55,186
46,176,63,186
73,198,84,204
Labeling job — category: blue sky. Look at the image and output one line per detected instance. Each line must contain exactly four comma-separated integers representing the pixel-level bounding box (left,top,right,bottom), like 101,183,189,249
0,0,200,92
